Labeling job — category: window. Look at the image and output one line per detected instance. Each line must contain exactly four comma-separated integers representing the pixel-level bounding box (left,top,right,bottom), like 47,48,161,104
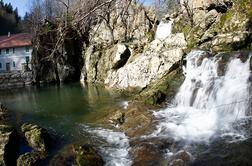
13,48,15,54
6,48,9,54
25,46,29,52
25,56,30,63
0,63,2,68
13,61,15,67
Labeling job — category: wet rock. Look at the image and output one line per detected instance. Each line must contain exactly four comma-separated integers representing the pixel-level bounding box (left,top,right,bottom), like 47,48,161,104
17,151,45,166
169,150,192,166
21,123,51,152
74,144,104,166
49,144,104,166
170,159,184,166
0,104,18,166
109,110,125,125
131,137,174,166
0,125,18,166
174,150,192,163
120,105,154,137
138,64,184,105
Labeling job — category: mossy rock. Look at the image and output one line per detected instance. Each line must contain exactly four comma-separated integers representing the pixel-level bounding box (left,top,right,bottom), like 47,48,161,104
17,151,45,166
74,144,104,166
138,62,185,105
21,123,51,152
49,144,104,166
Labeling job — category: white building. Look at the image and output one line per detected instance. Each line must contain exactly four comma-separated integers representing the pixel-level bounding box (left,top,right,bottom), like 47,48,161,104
0,33,32,72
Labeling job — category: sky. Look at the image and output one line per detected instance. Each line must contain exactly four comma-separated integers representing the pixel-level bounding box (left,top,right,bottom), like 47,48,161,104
3,0,30,18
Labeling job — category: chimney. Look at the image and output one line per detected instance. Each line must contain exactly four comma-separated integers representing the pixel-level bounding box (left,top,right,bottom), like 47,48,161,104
8,32,10,37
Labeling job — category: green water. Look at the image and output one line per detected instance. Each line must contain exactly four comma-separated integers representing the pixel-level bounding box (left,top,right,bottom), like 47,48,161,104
0,83,128,143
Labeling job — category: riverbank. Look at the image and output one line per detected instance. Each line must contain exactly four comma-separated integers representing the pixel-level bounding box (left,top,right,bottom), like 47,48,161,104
0,71,32,89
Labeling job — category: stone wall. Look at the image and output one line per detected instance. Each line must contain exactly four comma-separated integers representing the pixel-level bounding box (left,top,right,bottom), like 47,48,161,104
0,71,32,89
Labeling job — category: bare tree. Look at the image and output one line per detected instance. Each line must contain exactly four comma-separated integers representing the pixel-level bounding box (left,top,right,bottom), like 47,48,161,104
183,0,194,26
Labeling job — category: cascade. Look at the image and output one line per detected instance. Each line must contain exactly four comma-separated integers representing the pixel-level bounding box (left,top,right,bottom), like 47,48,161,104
155,20,173,40
153,50,251,142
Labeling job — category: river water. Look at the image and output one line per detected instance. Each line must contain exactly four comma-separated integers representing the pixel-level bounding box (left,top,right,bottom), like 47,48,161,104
0,83,132,165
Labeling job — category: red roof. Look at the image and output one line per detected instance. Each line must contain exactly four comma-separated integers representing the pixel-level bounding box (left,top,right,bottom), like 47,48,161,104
0,33,32,49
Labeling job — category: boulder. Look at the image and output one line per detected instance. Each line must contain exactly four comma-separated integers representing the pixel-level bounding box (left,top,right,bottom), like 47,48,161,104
170,150,192,165
130,137,174,166
49,144,104,166
21,123,51,152
17,151,45,166
0,125,18,166
0,104,18,166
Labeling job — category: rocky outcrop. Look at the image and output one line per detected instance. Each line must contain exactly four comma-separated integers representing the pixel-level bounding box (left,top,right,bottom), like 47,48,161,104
89,4,157,45
17,151,45,166
0,104,18,166
49,144,104,166
32,22,84,84
104,33,187,90
174,0,252,51
21,123,51,152
81,43,132,83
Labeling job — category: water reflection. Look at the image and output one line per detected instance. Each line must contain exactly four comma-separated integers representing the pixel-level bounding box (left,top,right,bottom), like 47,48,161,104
0,83,127,142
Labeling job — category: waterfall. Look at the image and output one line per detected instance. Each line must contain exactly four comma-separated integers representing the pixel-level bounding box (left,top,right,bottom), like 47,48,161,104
153,50,251,142
155,20,173,40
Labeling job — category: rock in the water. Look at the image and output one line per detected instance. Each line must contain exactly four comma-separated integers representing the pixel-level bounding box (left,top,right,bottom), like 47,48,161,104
17,151,45,166
74,144,104,166
49,144,104,166
109,110,125,125
170,150,192,166
131,137,174,166
0,104,18,166
0,125,18,166
21,123,51,152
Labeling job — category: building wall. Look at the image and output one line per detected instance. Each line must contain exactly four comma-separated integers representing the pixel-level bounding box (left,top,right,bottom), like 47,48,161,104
0,46,32,72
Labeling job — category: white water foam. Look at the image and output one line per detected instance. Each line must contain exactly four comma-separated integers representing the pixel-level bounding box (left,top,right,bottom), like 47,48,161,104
152,50,251,142
80,125,132,166
155,20,173,40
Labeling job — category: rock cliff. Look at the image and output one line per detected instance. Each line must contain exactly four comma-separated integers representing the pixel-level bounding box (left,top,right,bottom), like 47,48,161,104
174,0,252,51
32,22,84,84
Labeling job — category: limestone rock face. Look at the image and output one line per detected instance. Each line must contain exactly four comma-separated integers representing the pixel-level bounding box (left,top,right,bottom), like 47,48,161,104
89,5,156,45
180,0,232,10
112,44,131,69
82,43,131,83
104,33,186,90
32,24,84,84
174,0,252,51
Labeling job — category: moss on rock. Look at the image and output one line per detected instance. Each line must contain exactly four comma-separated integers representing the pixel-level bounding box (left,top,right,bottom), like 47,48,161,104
17,151,45,166
21,123,51,152
137,62,184,105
